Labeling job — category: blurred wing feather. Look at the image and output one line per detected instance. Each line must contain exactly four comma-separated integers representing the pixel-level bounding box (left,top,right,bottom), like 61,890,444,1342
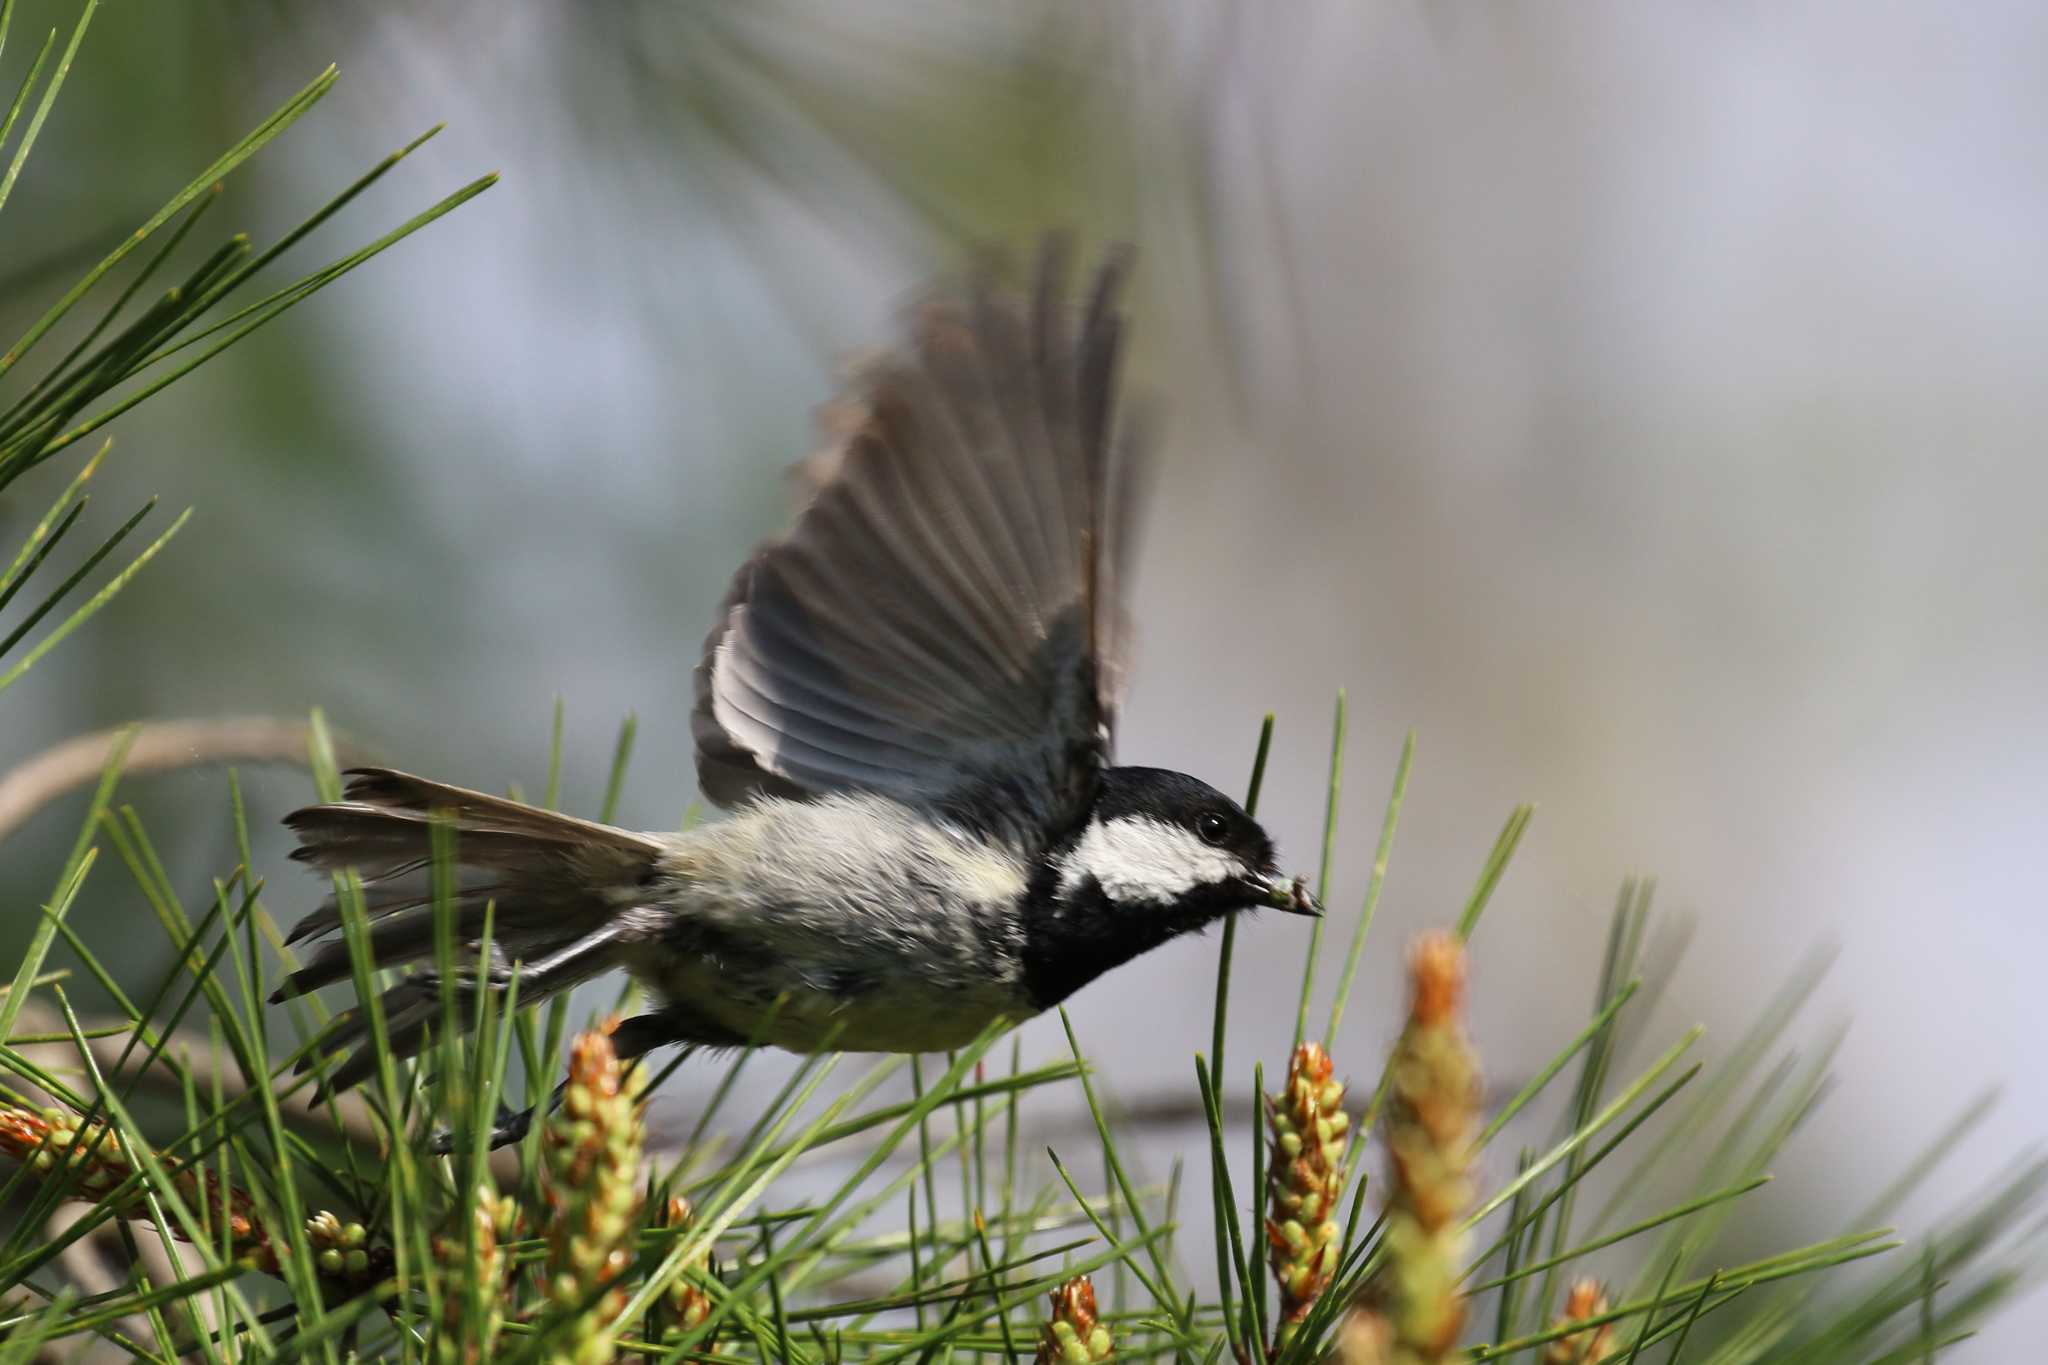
692,239,1146,842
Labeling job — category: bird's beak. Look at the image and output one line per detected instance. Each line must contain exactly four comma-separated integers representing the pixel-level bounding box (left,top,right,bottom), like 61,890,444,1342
1250,871,1322,917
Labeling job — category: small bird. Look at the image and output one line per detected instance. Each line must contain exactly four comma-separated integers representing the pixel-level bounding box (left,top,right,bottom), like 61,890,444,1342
275,239,1317,1137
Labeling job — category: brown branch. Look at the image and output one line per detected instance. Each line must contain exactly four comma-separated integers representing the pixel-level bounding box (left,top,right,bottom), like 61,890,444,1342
0,716,373,844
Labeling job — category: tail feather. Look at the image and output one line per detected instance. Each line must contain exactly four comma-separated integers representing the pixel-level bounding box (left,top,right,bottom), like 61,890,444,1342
307,993,438,1093
276,767,662,1091
320,767,654,852
280,768,661,947
287,805,597,870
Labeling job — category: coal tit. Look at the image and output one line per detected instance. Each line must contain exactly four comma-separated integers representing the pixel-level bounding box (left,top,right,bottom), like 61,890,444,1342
274,239,1318,1129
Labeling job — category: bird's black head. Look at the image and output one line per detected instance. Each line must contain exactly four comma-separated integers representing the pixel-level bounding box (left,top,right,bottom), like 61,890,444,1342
1018,766,1319,1009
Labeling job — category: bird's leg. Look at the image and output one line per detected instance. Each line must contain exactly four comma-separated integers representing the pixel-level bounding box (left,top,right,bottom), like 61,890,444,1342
426,1079,560,1155
611,1009,713,1062
421,1078,563,1154
431,1007,725,1153
419,929,632,1153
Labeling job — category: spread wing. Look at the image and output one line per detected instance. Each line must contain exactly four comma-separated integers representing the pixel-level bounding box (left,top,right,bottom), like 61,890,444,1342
692,238,1147,844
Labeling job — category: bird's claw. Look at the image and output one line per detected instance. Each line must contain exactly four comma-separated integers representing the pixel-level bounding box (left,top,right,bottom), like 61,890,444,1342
426,1102,536,1154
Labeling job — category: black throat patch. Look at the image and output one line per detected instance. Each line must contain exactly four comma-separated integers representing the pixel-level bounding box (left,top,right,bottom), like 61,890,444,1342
1014,767,1276,1011
1016,855,1233,1010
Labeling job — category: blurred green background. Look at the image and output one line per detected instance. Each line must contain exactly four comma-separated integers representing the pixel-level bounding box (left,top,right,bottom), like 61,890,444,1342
3,0,2043,1351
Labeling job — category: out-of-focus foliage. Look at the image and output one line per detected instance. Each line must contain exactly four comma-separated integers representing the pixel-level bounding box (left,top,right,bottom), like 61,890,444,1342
0,0,487,701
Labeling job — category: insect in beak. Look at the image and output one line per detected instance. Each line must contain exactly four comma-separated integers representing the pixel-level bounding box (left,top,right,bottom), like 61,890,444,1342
1248,870,1322,917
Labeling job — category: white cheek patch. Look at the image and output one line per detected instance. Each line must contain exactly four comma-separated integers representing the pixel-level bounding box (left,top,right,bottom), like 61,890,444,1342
1057,817,1242,905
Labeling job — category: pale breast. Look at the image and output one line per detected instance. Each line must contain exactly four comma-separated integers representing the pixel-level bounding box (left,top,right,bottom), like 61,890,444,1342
632,795,1039,1053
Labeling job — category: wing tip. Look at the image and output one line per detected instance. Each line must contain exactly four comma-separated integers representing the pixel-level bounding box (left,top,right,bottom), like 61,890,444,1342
687,235,1141,816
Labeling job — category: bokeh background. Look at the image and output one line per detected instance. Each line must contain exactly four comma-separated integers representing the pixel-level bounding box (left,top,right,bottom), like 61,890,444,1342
2,0,2042,1351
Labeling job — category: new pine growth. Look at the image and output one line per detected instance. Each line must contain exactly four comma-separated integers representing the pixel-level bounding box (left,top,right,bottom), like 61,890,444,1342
543,1021,648,1365
1335,931,1481,1365
1268,1041,1352,1339
1036,1275,1114,1364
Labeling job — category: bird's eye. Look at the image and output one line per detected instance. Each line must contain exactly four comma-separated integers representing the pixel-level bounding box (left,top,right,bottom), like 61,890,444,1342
1196,812,1230,846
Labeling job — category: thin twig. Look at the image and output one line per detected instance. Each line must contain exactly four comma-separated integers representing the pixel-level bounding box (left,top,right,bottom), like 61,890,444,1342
0,716,372,843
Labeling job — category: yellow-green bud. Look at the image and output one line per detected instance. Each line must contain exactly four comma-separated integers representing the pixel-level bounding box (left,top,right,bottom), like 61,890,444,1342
1267,1042,1351,1341
1034,1277,1111,1365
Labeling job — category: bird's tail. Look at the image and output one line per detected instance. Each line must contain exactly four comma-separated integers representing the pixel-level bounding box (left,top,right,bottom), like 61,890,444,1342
273,767,664,1092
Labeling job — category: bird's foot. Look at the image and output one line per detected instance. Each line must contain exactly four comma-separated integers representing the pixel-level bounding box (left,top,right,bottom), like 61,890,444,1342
425,1101,537,1154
